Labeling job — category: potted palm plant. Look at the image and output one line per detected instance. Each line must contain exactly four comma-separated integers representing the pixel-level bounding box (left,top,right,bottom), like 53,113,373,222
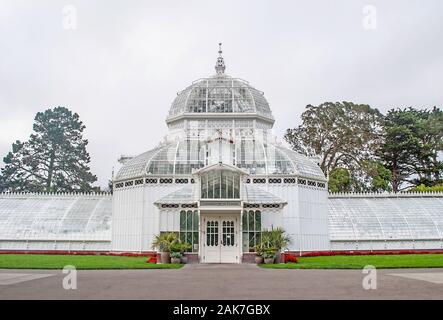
270,227,291,263
151,232,178,264
262,248,276,264
179,242,192,264
260,228,291,264
170,252,182,264
253,244,264,264
171,242,192,264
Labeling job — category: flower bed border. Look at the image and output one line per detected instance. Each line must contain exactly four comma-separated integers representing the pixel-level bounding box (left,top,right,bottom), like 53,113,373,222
0,250,157,257
291,249,443,257
2,249,443,261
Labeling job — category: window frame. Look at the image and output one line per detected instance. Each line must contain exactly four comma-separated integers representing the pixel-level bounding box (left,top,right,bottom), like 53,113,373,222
242,209,262,252
179,209,199,252
200,169,241,200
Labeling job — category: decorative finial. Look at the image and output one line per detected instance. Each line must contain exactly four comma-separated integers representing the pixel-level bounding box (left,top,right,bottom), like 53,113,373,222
215,42,226,75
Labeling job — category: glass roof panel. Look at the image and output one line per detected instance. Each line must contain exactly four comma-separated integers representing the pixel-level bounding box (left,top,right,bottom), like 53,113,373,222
115,148,162,180
154,186,197,204
243,185,285,204
0,194,112,240
146,143,177,175
279,147,325,179
116,139,326,180
329,196,443,241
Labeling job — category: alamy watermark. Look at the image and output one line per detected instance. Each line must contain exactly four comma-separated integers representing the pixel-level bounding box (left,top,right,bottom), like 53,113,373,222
62,5,77,30
362,265,377,290
62,265,77,290
362,5,377,30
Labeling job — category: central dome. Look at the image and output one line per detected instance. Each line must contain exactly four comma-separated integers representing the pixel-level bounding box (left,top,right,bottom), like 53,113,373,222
114,44,326,183
166,44,274,124
167,76,273,122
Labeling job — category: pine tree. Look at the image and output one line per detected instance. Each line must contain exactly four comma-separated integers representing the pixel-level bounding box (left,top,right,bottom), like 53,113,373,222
379,107,443,192
0,107,97,192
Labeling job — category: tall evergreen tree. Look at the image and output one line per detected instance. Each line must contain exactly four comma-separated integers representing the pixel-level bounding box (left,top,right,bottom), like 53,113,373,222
0,107,97,192
379,107,443,192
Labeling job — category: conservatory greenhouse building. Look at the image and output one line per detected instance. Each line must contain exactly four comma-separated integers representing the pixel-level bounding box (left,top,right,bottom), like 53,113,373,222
1,47,443,263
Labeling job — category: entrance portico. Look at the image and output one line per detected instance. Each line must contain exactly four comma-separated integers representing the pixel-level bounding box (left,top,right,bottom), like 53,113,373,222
200,212,240,263
154,163,287,263
196,164,245,263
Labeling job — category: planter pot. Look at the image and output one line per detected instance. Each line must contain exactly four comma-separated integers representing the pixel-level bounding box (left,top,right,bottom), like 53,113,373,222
171,257,181,264
181,255,188,264
255,256,264,264
160,252,171,264
264,257,274,264
274,252,282,264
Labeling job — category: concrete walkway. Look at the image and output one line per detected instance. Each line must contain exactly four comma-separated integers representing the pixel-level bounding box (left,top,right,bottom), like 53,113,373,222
0,264,442,299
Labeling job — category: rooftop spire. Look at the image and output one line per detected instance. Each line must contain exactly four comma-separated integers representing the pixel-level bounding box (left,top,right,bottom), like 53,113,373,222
215,42,226,75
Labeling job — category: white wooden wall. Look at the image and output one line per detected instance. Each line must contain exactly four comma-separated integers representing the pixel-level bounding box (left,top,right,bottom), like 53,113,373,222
111,184,182,252
265,183,329,252
112,180,330,253
297,186,330,251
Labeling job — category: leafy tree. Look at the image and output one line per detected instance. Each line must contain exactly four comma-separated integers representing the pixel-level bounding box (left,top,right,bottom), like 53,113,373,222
107,179,113,193
378,108,420,192
360,160,392,192
285,101,387,192
0,107,97,192
329,161,391,193
414,107,443,185
379,107,443,192
285,102,384,175
410,184,443,192
328,168,352,193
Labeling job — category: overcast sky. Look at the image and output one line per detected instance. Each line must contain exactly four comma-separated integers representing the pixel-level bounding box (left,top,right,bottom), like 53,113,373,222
1,0,442,188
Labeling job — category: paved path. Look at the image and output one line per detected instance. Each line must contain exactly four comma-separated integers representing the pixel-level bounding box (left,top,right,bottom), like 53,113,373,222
0,264,442,299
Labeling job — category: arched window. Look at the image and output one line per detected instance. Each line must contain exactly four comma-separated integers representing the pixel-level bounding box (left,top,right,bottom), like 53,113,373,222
200,169,240,199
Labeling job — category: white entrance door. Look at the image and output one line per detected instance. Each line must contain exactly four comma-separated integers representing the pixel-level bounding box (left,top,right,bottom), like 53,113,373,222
202,215,239,263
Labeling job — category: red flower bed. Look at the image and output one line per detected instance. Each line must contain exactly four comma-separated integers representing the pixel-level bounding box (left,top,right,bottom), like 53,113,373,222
146,256,157,264
298,249,443,257
0,250,159,257
283,252,298,263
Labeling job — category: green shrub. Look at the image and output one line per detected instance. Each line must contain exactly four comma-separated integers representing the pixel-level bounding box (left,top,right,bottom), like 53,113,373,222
170,252,182,259
170,242,192,253
262,248,276,259
409,184,443,192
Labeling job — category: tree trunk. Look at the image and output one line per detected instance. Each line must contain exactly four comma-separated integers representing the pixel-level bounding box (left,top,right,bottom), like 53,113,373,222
46,149,55,192
433,155,440,181
392,160,398,193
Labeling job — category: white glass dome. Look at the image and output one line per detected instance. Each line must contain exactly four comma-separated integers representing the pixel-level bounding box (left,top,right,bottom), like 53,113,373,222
115,45,326,182
167,76,274,123
167,44,273,125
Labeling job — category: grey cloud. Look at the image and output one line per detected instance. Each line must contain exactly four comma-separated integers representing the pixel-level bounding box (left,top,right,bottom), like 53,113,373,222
1,0,442,187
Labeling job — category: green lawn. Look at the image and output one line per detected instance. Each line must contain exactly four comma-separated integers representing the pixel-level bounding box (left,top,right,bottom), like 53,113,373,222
259,254,443,269
0,254,183,270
